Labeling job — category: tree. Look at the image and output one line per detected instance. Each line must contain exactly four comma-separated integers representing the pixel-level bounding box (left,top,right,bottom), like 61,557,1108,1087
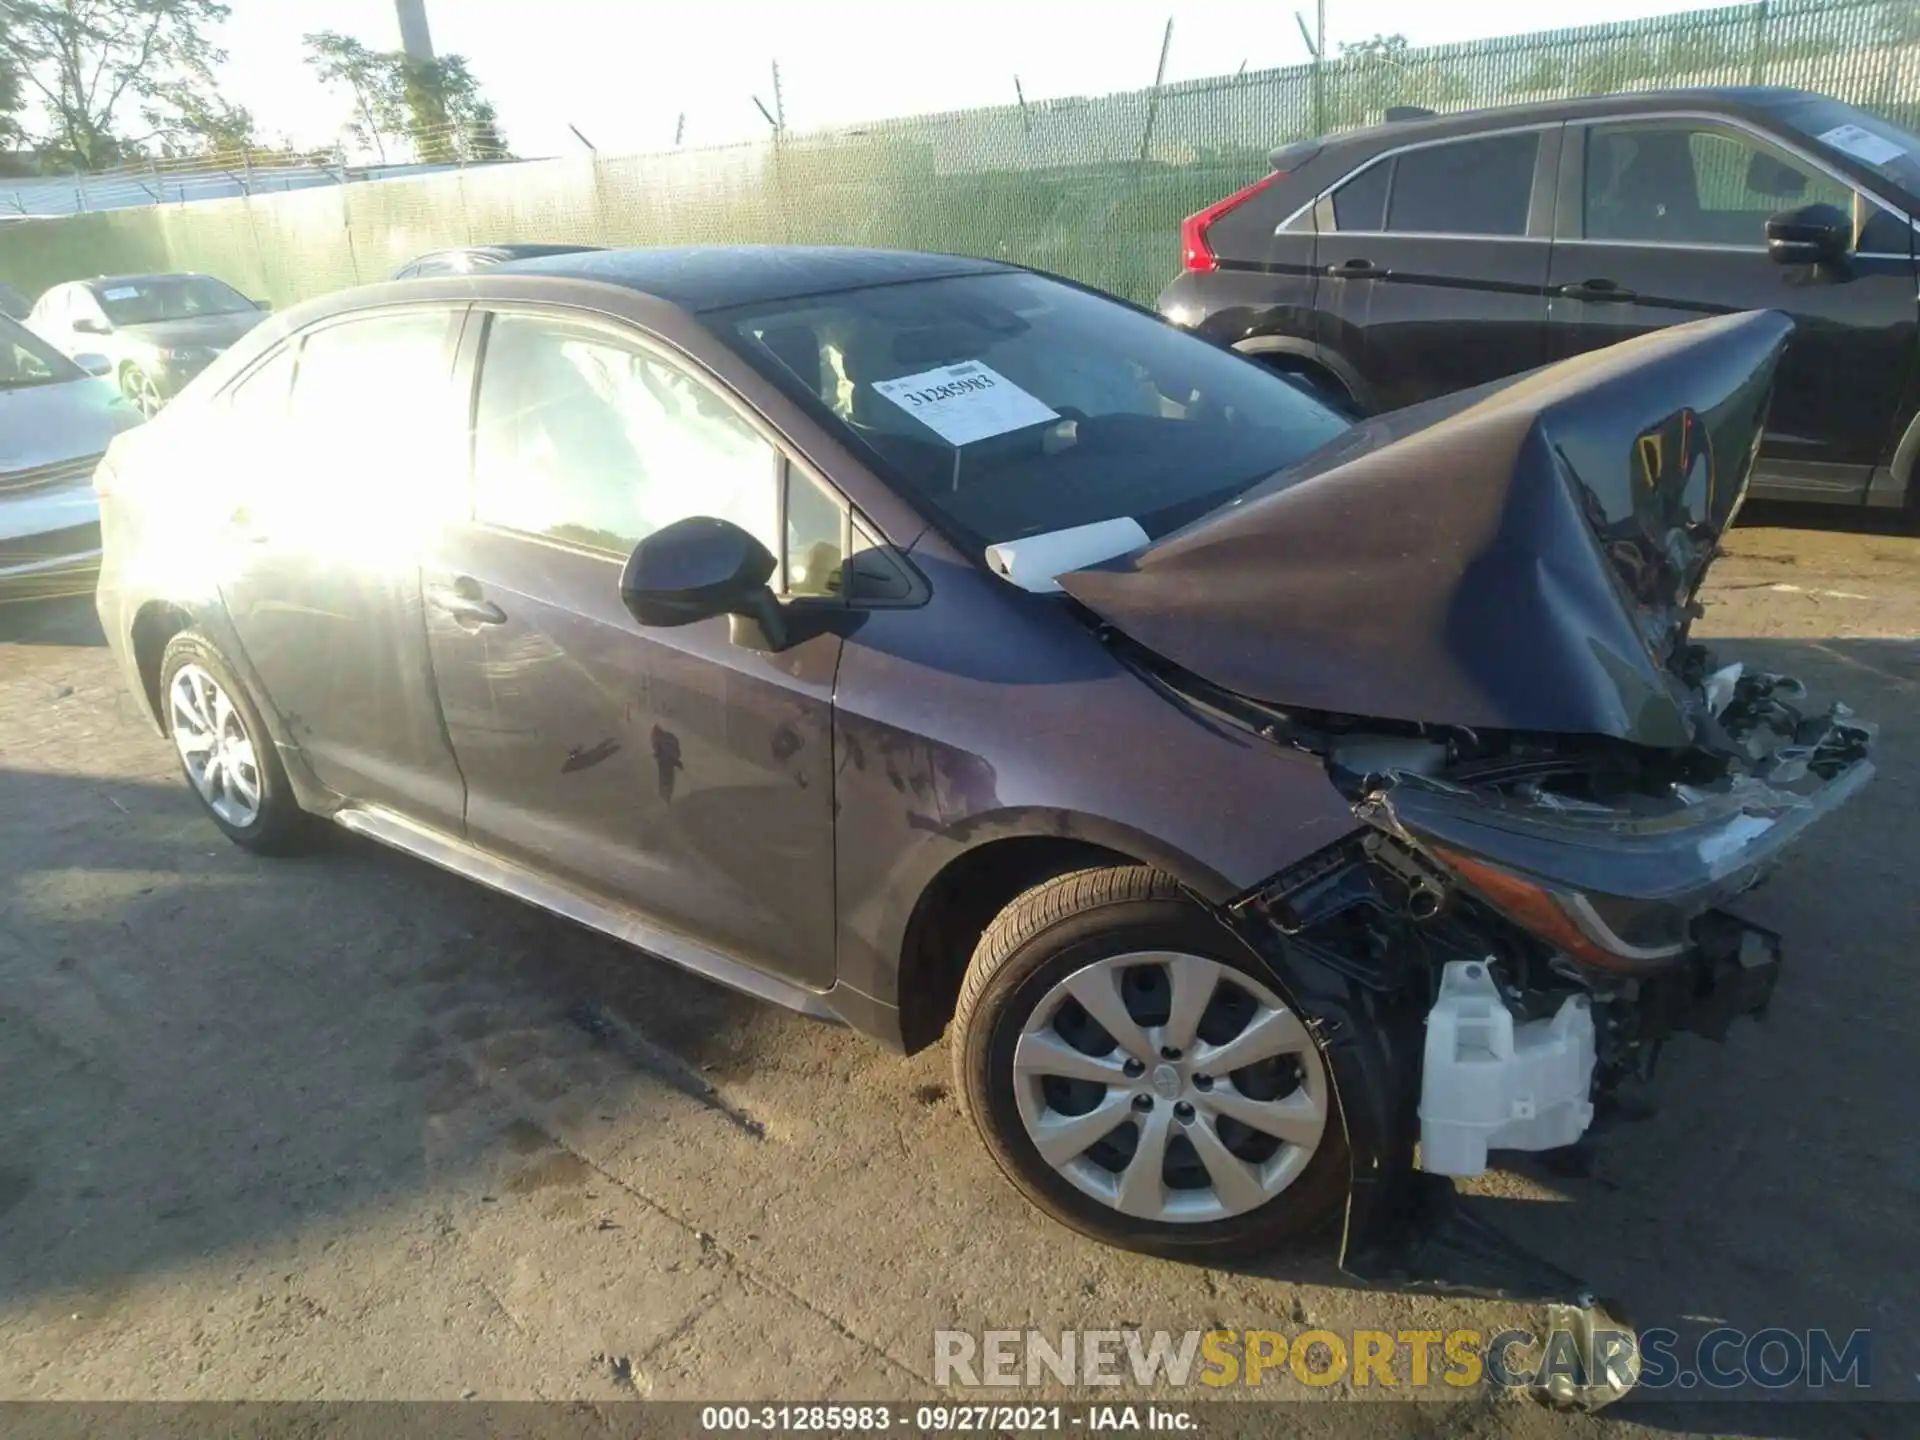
304,32,509,166
0,0,234,169
401,53,508,163
302,29,406,164
0,11,21,149
1337,33,1410,63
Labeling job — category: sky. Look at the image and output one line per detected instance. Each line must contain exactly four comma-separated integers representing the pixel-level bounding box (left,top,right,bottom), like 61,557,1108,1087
221,0,1733,161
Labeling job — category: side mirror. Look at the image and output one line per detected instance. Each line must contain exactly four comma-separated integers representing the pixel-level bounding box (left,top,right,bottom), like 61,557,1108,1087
252,298,273,312
1766,202,1850,265
75,352,113,377
619,516,790,650
72,316,110,335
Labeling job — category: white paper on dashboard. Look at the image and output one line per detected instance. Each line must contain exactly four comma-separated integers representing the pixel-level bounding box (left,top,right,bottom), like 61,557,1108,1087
1817,123,1905,167
102,286,140,300
871,361,1058,447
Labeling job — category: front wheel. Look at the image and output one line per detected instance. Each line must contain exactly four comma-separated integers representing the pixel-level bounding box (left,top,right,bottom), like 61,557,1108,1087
952,866,1347,1260
121,363,164,417
159,631,311,854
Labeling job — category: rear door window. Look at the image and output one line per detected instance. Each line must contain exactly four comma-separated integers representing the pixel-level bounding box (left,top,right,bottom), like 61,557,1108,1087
1385,132,1539,236
263,307,464,531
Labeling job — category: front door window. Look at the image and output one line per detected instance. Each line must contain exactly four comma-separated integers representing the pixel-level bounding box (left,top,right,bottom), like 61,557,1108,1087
1584,122,1854,247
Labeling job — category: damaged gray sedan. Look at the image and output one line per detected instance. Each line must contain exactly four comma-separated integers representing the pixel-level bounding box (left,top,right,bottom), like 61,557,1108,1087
93,250,1866,1311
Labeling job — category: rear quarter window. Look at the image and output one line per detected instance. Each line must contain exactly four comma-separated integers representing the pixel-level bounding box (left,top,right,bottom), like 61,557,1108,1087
1386,132,1539,236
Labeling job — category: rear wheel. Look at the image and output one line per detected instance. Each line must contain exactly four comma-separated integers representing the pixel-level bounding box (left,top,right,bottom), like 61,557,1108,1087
953,866,1347,1259
159,631,310,854
1252,356,1358,416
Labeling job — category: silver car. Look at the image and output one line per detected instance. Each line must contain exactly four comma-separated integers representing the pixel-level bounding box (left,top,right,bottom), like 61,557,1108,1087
27,273,269,417
1,315,144,594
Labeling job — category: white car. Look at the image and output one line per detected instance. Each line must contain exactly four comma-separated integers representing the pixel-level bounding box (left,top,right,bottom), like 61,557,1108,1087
27,273,268,417
0,315,144,594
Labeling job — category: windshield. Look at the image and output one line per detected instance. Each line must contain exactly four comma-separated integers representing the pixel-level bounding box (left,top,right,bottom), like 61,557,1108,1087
714,271,1350,554
0,315,84,388
91,275,253,325
1769,95,1920,197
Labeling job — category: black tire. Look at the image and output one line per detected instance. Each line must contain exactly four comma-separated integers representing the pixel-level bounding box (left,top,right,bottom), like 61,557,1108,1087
952,865,1348,1261
1254,357,1361,418
158,630,311,855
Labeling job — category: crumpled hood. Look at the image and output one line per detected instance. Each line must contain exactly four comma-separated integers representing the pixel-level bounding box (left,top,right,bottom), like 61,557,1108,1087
1060,309,1791,746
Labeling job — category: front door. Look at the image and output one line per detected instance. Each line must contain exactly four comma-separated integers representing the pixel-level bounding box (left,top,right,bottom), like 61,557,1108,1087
1547,117,1919,500
1313,127,1557,413
214,307,470,829
425,308,843,989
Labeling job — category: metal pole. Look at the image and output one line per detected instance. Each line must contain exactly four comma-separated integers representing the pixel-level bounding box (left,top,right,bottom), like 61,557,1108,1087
1316,0,1327,134
1747,0,1769,87
1015,75,1031,133
1297,10,1324,134
1138,17,1174,163
771,60,786,136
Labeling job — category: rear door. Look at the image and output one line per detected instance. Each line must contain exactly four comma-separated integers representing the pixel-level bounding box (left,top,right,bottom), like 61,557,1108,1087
1547,115,1918,498
424,307,844,989
1313,126,1559,413
214,306,471,829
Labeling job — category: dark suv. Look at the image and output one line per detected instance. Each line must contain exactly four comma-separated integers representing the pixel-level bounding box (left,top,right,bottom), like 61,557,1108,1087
1160,86,1920,510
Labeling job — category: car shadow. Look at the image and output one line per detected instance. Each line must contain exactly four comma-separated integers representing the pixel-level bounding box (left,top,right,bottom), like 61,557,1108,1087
0,763,784,1318
0,591,106,646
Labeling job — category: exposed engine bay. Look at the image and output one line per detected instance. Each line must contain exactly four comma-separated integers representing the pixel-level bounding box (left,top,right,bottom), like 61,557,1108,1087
1120,629,1873,1177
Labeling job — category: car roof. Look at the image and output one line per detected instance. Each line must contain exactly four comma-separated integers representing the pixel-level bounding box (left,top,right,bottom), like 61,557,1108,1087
1287,85,1824,164
413,243,602,263
494,245,1014,313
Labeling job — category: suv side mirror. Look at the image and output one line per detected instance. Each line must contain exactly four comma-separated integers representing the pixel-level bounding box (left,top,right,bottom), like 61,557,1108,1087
1766,202,1850,265
252,298,273,312
75,352,113,377
620,516,791,650
72,315,110,335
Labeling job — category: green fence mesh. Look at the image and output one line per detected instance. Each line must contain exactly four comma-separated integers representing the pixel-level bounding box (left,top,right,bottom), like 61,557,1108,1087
3,0,1917,310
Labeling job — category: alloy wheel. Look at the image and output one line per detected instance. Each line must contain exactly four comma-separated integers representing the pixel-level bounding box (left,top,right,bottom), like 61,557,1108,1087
169,663,263,828
1010,951,1328,1223
123,365,163,417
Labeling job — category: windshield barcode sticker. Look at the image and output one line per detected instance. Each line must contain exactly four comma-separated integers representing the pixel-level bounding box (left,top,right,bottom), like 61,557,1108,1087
871,361,1058,447
1816,123,1904,167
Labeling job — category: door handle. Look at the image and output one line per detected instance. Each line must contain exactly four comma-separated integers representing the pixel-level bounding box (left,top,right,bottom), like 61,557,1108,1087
427,578,507,627
1326,259,1387,279
1556,278,1638,303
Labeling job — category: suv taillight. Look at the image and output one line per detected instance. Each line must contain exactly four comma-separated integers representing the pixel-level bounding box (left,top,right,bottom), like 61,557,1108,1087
1179,172,1283,273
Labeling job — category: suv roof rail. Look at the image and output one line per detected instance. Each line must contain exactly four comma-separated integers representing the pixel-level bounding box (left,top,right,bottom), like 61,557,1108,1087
1385,105,1437,122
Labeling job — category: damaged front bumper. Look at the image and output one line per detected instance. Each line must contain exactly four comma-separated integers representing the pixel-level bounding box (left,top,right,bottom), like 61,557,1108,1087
1214,670,1872,1408
1358,753,1872,977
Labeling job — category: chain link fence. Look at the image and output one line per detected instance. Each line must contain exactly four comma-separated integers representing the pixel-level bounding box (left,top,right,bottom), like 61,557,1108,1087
2,0,1916,309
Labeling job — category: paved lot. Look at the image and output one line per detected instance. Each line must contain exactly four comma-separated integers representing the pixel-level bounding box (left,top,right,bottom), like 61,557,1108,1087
0,511,1915,1436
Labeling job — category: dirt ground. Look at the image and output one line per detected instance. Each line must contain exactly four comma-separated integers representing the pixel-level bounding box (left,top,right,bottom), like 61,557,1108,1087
0,507,1914,1438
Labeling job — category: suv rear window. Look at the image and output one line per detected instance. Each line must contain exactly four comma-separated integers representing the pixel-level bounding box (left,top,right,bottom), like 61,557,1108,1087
1387,133,1539,236
1332,163,1391,232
